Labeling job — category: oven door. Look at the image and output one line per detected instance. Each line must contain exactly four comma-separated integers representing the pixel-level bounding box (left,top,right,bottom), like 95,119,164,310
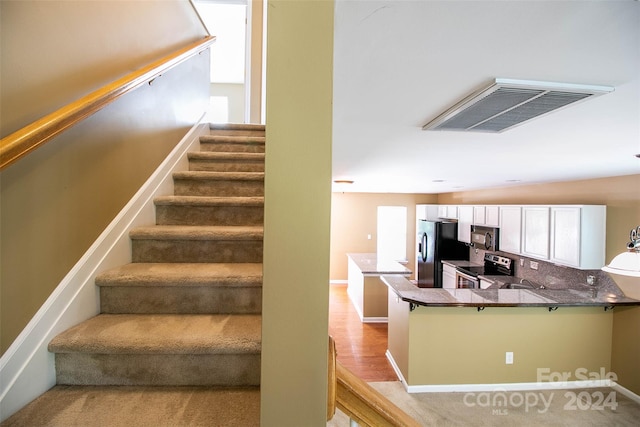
455,271,479,289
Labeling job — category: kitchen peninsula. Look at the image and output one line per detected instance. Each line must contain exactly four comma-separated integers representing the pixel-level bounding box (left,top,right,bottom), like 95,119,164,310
382,274,640,392
347,253,411,322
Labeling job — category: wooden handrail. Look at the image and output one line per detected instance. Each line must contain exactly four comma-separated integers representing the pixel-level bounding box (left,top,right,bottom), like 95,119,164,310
327,336,337,421
328,336,420,426
0,36,216,171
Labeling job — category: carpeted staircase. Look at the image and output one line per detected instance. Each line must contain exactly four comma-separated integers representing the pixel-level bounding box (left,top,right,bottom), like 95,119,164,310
3,123,265,426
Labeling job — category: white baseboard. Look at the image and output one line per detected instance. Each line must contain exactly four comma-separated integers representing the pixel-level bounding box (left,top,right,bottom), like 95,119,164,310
611,382,640,405
386,350,408,388
0,118,208,422
404,380,614,394
385,351,636,395
362,317,388,323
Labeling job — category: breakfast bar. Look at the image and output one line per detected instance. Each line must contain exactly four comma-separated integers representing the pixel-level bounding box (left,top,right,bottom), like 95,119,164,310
381,274,640,392
382,274,640,309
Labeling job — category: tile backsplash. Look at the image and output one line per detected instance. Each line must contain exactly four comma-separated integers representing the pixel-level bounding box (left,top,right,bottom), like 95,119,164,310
470,247,622,295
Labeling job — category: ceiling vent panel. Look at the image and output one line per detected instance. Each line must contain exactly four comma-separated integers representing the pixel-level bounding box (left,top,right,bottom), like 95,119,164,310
422,79,613,133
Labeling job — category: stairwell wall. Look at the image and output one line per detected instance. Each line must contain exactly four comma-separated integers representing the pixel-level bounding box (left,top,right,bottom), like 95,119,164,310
0,1,209,354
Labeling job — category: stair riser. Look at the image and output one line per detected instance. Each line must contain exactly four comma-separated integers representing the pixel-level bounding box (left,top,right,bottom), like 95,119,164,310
100,287,262,314
189,160,265,172
55,353,260,386
156,205,264,226
200,142,265,153
174,180,264,197
210,130,265,137
132,240,263,263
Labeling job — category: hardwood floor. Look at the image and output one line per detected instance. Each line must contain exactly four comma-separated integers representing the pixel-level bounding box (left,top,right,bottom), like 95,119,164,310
328,284,398,382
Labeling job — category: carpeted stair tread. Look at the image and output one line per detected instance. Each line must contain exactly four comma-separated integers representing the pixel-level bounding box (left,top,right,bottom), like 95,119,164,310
96,263,263,288
2,385,260,427
154,195,264,207
173,171,264,181
48,314,261,355
129,225,263,241
210,123,265,132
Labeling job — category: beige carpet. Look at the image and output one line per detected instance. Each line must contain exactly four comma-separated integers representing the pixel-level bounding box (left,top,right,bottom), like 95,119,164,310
328,382,640,426
1,386,259,427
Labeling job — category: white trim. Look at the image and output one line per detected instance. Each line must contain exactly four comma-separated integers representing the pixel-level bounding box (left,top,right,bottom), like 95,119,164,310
611,382,640,405
362,317,388,324
0,118,208,422
385,350,406,387
385,350,626,395
404,380,614,394
330,280,348,285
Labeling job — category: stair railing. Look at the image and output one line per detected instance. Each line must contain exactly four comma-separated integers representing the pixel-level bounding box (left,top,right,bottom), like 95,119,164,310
327,336,421,427
0,36,215,171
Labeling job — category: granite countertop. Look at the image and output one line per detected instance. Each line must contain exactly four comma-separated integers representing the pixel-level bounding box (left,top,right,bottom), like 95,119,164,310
381,275,640,308
347,253,412,275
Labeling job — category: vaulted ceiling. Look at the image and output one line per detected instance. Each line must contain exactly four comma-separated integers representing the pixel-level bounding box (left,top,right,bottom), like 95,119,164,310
332,0,640,193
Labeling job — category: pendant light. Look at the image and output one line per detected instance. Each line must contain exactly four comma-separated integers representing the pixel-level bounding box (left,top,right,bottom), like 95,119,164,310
601,226,640,277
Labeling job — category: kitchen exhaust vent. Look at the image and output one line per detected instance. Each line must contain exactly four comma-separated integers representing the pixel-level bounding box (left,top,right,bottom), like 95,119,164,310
422,79,613,133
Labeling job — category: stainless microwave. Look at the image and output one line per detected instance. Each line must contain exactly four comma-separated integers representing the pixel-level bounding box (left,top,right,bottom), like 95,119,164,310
471,226,499,251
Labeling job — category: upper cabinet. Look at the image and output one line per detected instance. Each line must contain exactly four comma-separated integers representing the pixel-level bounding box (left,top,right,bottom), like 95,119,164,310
457,205,474,244
438,205,458,220
549,206,606,269
416,204,440,221
499,206,522,254
521,206,550,260
473,206,499,227
416,203,606,270
497,205,606,269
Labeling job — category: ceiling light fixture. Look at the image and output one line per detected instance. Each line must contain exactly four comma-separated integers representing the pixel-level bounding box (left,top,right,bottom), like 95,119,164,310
602,225,640,277
333,180,354,184
423,78,613,133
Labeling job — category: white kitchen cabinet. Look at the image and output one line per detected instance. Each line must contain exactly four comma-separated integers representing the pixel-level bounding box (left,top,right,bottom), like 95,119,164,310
499,206,522,255
457,205,474,243
442,263,457,289
473,206,486,225
521,206,550,260
416,204,427,221
485,206,500,227
550,206,606,269
447,206,458,219
447,205,458,219
438,205,458,220
473,205,499,227
416,204,440,221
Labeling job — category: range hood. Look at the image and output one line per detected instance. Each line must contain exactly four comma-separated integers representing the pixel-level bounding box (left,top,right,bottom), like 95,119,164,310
422,78,613,133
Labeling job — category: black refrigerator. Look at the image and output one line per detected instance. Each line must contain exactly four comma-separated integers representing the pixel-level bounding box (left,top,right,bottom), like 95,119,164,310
416,220,469,288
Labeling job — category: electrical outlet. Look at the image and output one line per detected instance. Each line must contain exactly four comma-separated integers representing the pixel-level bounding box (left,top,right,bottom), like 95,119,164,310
520,259,524,267
506,352,514,365
367,234,372,240
530,261,539,270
